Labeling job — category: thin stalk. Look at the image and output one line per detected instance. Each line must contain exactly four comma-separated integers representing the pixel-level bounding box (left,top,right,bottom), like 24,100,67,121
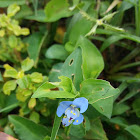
135,0,140,36
110,47,140,73
118,61,140,71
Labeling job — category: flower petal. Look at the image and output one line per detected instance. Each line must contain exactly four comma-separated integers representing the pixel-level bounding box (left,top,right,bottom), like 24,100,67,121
73,114,84,125
72,97,88,113
62,116,73,127
56,101,72,117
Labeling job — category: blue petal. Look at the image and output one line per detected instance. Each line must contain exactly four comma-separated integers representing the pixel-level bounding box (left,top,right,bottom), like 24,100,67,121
72,97,88,113
65,107,80,120
62,116,73,127
73,114,84,125
56,101,72,117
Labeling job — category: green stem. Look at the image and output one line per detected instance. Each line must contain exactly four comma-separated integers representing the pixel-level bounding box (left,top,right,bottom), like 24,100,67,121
135,0,140,36
50,114,62,140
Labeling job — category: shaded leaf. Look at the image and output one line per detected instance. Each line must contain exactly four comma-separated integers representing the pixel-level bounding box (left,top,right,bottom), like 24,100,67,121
9,115,50,140
0,93,19,113
26,32,47,65
112,103,130,116
45,44,68,60
109,117,128,127
85,118,108,140
132,98,140,118
70,123,86,138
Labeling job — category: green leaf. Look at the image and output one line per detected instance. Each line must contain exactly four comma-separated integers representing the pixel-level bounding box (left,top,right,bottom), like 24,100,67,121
80,79,119,118
15,4,33,19
29,111,40,123
50,114,62,140
16,88,31,102
132,98,140,118
100,35,124,52
45,44,68,60
125,125,140,140
0,0,26,7
28,98,36,109
85,118,108,140
30,72,43,83
70,123,86,138
109,117,128,127
21,57,34,71
25,10,47,22
76,36,104,79
3,80,17,95
61,47,83,90
7,3,20,17
8,35,18,48
17,75,30,89
0,103,19,113
97,29,140,44
4,64,18,79
119,83,140,103
32,76,77,99
0,93,19,113
64,1,96,44
49,63,63,82
112,103,130,116
26,32,47,65
44,0,72,22
9,115,50,140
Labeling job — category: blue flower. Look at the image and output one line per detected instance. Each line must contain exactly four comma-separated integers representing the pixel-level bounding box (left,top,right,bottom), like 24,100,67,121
57,97,88,126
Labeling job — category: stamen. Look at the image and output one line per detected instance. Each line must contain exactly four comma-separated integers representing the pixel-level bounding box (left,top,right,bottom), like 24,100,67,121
76,120,78,122
70,117,73,120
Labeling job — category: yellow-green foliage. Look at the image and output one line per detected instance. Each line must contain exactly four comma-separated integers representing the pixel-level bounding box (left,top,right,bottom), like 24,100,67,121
3,57,48,112
0,4,30,62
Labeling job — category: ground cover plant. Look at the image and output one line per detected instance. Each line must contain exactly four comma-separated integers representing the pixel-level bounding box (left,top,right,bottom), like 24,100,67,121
0,0,140,140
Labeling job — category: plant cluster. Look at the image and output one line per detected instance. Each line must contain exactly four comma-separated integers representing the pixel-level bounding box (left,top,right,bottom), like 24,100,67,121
0,0,140,140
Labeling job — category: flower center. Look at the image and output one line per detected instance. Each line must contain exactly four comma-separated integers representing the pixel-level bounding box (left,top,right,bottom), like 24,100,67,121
65,106,80,120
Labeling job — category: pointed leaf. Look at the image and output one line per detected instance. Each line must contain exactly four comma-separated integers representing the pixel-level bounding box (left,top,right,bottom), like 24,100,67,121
32,76,77,99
